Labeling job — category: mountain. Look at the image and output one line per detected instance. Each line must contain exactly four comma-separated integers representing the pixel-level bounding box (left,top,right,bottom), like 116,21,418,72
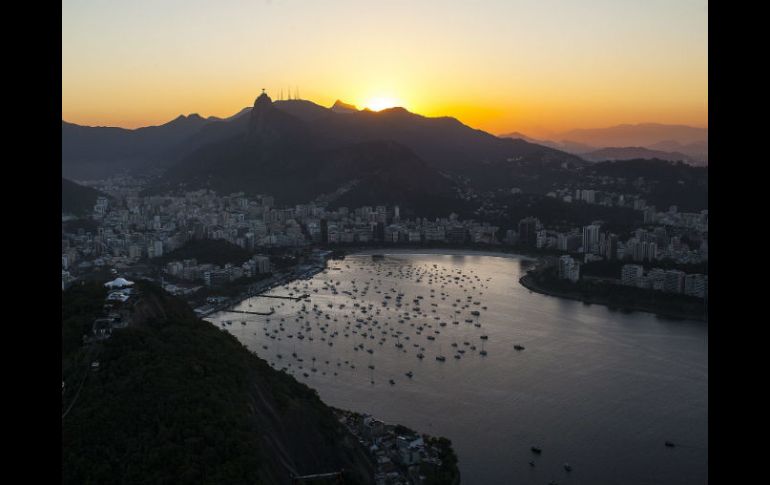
62,114,216,179
501,124,708,164
581,146,695,163
273,99,335,122
62,280,375,485
64,93,583,184
649,139,708,163
151,92,585,214
61,177,107,216
555,123,707,147
305,106,584,174
499,132,596,154
153,94,458,215
330,100,359,114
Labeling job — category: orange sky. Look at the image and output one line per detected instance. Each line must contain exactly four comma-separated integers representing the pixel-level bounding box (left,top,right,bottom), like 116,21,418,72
62,0,707,138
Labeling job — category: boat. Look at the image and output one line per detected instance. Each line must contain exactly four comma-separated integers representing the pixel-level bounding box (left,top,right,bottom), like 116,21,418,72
514,345,525,351
564,463,572,472
531,446,542,454
665,441,675,448
528,460,535,467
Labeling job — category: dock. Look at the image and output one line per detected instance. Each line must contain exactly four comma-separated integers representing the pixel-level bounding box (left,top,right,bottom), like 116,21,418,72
224,309,275,316
251,293,310,301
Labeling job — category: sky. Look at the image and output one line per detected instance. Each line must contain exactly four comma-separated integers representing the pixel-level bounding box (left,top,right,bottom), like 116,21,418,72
62,0,708,138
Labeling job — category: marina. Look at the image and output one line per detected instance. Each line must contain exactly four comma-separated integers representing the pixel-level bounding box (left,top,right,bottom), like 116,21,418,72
207,252,708,485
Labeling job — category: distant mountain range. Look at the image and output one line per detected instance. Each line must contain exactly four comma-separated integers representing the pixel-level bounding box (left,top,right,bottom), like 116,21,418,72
64,94,584,213
580,146,697,163
62,115,215,179
501,123,708,165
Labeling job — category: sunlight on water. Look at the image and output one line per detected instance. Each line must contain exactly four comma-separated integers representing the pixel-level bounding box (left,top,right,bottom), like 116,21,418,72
208,252,707,485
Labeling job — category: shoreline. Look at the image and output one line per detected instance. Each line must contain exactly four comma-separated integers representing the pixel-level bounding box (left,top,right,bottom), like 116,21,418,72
207,247,705,323
519,272,707,323
347,247,537,260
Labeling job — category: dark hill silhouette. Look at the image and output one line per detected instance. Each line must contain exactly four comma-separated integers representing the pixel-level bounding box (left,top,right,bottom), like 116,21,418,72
62,281,375,485
582,146,694,163
63,94,583,181
62,114,214,178
330,100,359,114
61,178,107,216
145,93,585,213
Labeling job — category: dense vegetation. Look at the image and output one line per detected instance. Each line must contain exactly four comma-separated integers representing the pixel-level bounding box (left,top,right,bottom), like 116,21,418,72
423,436,461,485
588,159,708,211
153,238,254,266
62,281,374,485
488,193,643,232
62,281,107,365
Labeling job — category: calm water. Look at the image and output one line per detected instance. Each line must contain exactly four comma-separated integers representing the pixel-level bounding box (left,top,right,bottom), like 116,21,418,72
209,252,708,485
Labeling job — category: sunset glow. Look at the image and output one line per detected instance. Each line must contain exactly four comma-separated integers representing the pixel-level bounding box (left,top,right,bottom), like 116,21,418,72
62,0,707,137
363,96,403,112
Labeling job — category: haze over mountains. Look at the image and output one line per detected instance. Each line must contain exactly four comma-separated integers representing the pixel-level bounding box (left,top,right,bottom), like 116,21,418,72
62,93,707,216
63,93,586,212
501,123,708,165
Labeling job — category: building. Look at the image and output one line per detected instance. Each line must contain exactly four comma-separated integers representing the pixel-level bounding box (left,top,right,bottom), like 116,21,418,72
203,269,230,287
253,255,271,273
648,268,666,291
663,270,685,294
518,217,538,247
621,264,644,286
558,255,581,282
582,224,601,254
557,233,582,252
684,274,708,298
605,234,619,260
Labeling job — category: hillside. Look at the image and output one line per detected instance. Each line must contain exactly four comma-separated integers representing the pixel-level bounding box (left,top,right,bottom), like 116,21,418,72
62,114,214,179
64,94,583,186
153,238,254,267
588,159,708,211
151,94,461,216
61,177,106,216
62,281,375,485
582,146,694,163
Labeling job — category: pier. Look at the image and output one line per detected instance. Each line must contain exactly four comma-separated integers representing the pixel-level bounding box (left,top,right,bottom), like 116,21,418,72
224,309,275,316
252,293,310,301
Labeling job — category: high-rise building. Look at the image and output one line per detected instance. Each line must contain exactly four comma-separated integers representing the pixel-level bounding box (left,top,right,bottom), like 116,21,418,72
582,224,601,254
606,234,618,260
518,217,538,247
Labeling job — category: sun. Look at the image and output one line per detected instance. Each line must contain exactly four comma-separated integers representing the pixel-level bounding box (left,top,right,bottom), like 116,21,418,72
364,96,402,111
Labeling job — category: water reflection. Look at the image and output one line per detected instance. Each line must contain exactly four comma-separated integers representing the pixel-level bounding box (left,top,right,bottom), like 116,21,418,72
208,253,707,485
